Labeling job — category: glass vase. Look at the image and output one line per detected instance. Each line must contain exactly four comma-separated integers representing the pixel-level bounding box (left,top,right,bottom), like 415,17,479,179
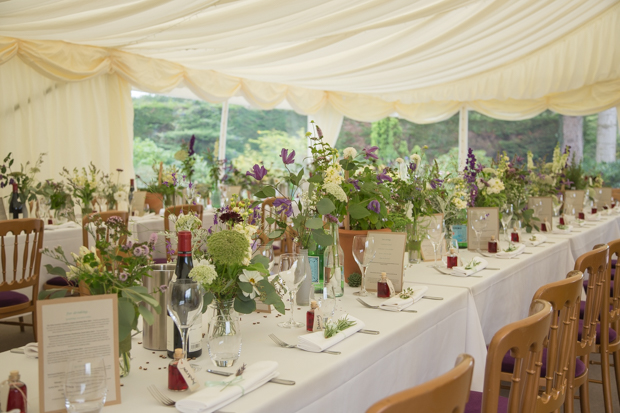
407,221,423,264
119,334,132,377
206,299,241,367
323,222,344,298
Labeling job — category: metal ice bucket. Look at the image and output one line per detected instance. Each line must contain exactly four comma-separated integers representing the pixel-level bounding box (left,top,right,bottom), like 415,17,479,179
141,264,175,350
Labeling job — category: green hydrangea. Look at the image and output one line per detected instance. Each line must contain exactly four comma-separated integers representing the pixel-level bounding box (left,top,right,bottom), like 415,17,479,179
348,272,362,287
206,230,249,266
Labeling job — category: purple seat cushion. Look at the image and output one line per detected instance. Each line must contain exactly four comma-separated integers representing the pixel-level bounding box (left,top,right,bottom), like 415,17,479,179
465,391,508,413
501,348,586,378
578,319,617,345
0,291,29,308
46,276,77,287
583,279,614,296
153,258,168,264
580,300,613,318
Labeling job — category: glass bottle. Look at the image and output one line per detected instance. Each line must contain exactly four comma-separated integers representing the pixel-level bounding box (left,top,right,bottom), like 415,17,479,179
308,237,324,295
377,272,390,298
540,219,549,232
168,348,188,391
511,226,520,242
578,210,585,220
9,183,23,220
6,370,27,413
306,301,318,332
323,223,344,298
446,248,458,269
559,215,565,226
488,236,498,253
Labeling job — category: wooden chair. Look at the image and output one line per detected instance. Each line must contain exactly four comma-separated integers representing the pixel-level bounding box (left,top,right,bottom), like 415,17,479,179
82,210,130,248
499,271,584,411
566,245,609,413
367,354,474,413
163,204,204,261
0,218,44,340
259,197,296,256
465,299,553,412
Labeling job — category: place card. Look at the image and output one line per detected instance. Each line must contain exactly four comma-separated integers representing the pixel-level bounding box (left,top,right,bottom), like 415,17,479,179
564,190,585,212
528,197,553,232
418,214,447,262
467,207,500,251
365,231,406,293
37,294,121,413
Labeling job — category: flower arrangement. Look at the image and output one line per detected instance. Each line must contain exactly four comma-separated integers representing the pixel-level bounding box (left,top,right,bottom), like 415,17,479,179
175,135,197,184
35,179,74,212
1,152,45,205
99,169,127,210
140,163,184,207
40,216,161,349
61,162,100,214
462,149,507,208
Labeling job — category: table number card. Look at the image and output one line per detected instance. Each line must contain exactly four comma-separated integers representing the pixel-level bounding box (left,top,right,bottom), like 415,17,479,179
365,231,406,293
37,294,121,413
467,207,500,251
600,187,613,207
564,190,585,212
528,197,553,232
418,214,447,262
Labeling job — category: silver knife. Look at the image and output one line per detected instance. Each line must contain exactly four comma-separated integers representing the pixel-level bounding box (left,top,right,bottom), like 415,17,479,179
207,369,295,385
359,329,380,334
421,296,444,300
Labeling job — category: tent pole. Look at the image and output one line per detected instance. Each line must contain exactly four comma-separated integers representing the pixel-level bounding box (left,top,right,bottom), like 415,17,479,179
218,100,229,161
458,106,469,171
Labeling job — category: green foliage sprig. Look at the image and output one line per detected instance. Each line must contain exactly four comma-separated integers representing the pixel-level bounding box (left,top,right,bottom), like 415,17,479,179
324,316,356,339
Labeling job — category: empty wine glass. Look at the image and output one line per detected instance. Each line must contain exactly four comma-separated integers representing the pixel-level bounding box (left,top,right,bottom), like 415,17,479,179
426,222,445,267
552,194,563,217
143,203,150,215
167,278,204,358
352,235,377,297
277,253,307,328
564,202,576,225
471,212,488,251
64,358,107,413
500,204,513,243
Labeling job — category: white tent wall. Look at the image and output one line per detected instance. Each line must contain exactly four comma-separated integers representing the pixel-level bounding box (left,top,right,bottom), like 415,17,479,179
0,57,134,196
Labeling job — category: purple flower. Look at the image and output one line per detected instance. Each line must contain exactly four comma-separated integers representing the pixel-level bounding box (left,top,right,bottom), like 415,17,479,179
119,271,129,282
348,178,361,191
377,169,392,183
363,146,379,160
123,240,133,250
159,285,168,293
107,216,123,224
316,125,324,138
133,246,145,257
273,198,293,217
149,233,158,244
171,172,178,186
246,164,268,181
213,213,218,225
165,240,176,256
367,200,381,214
188,135,196,156
116,168,124,173
280,148,295,165
325,214,338,223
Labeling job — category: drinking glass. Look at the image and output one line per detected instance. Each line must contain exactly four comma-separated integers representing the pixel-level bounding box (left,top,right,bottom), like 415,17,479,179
277,253,307,328
471,212,488,250
426,222,445,267
564,202,576,225
500,204,513,243
352,235,377,297
64,358,107,413
38,196,51,221
167,278,204,358
144,203,150,215
552,194,563,217
207,315,242,367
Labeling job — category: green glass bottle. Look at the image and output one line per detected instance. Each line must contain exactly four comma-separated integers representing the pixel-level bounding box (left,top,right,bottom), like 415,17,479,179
308,237,324,294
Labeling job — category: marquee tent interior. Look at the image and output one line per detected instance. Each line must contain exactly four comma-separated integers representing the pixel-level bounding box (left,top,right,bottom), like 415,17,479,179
1,0,620,180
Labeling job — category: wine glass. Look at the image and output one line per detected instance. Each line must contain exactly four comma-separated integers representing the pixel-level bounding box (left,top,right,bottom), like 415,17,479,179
143,203,150,216
564,202,576,226
471,212,488,251
277,253,307,328
167,278,204,358
38,195,51,222
352,235,377,297
64,358,107,413
500,204,513,243
552,194,563,217
253,242,274,273
426,221,445,267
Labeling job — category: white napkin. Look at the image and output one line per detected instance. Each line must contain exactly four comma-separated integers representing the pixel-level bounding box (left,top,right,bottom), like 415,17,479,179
130,212,156,222
495,243,525,259
523,234,546,247
379,285,428,311
585,213,600,221
451,257,488,276
298,315,365,352
175,361,279,413
45,221,80,231
12,342,38,358
552,225,573,234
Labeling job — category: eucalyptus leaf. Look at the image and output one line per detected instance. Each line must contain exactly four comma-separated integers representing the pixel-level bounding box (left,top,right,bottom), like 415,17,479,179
45,264,67,277
349,203,371,220
263,186,276,197
234,295,256,314
305,217,324,229
268,230,284,239
118,298,136,341
138,305,155,326
50,289,69,299
250,254,269,267
202,292,214,313
312,229,333,247
238,281,254,294
317,198,335,214
308,174,323,183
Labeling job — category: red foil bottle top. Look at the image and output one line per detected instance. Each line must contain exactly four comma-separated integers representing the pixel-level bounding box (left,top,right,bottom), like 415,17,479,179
178,231,192,252
12,182,18,192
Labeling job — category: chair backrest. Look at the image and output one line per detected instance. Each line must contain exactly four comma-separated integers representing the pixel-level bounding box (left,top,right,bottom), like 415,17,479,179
533,270,584,412
163,204,204,232
366,354,474,413
0,219,45,295
483,299,553,413
259,197,296,254
574,245,608,355
82,210,130,248
607,239,620,326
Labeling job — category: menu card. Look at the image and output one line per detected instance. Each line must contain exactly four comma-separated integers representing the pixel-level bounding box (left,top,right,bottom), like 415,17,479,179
37,295,121,413
418,214,446,262
365,231,406,293
467,207,500,251
564,190,585,212
600,187,613,207
528,197,553,232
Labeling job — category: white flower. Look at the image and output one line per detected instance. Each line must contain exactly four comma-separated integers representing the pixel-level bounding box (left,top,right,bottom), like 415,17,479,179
324,165,344,185
114,191,126,203
411,154,421,164
486,178,505,194
189,259,217,286
343,147,358,159
174,214,202,231
482,168,497,175
452,198,467,210
239,270,264,299
395,158,404,164
323,182,347,203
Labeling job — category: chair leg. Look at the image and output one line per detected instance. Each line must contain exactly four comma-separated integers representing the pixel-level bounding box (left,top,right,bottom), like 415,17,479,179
32,310,37,342
18,316,25,332
613,348,620,405
579,356,591,413
601,351,613,413
565,386,575,413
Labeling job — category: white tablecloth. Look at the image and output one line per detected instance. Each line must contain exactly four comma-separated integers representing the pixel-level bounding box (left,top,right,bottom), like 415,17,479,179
0,284,486,412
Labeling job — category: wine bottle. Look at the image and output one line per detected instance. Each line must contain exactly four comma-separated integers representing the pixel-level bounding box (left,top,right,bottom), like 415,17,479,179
167,231,203,358
9,182,23,219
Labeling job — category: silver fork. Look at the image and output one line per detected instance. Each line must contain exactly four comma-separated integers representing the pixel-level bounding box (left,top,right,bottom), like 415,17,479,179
356,298,417,312
268,334,341,355
148,385,234,412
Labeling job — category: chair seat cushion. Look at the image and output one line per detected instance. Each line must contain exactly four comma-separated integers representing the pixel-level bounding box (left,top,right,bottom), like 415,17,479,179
578,319,617,345
153,258,168,264
46,276,77,287
582,279,613,296
465,390,508,413
0,291,29,308
501,348,586,378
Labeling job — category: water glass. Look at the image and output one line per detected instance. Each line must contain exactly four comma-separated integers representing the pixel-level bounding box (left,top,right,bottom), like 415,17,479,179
352,235,377,297
207,315,242,367
64,358,107,413
277,253,307,328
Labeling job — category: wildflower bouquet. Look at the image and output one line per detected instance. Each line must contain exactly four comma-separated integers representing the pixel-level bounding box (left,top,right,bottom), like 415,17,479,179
142,163,184,206
175,135,197,183
462,148,507,208
35,179,73,212
99,169,128,210
61,162,101,214
1,152,45,205
40,216,161,347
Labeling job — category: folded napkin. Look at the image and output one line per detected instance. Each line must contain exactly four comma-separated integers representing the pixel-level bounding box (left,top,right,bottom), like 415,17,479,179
45,221,80,231
523,234,546,247
552,225,573,234
130,212,156,222
298,315,365,352
495,243,526,259
379,285,428,311
451,257,488,276
585,213,600,221
175,361,279,413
